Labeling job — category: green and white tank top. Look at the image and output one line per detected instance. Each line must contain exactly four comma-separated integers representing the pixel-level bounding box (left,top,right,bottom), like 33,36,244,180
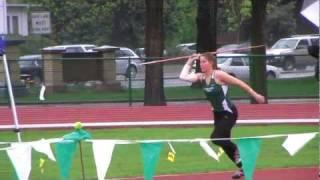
201,72,234,113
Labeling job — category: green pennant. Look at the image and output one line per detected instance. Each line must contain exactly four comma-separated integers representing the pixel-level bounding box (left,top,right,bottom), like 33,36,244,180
63,129,92,142
55,141,77,180
140,143,163,180
235,138,262,180
12,170,18,180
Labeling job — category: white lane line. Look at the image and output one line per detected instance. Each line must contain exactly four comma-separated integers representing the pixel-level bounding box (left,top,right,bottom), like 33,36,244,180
0,119,317,129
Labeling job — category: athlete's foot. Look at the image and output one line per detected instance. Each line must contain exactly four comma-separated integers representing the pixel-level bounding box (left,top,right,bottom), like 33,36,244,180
232,169,244,179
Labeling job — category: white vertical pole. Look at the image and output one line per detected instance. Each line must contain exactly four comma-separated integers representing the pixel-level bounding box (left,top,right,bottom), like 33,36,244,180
2,54,21,142
0,0,8,35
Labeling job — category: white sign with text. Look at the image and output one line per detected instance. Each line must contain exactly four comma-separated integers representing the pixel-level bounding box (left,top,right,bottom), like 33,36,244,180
31,12,51,34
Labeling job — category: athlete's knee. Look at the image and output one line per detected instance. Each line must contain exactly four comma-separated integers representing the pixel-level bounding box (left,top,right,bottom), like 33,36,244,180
212,139,229,147
211,134,226,146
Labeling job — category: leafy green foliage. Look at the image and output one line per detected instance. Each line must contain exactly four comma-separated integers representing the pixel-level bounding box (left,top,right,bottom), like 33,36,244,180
222,0,252,31
17,0,307,51
265,1,297,45
22,0,198,50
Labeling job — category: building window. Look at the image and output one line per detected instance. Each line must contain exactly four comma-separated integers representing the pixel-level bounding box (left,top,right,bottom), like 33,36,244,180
7,15,19,34
7,16,10,33
12,16,19,34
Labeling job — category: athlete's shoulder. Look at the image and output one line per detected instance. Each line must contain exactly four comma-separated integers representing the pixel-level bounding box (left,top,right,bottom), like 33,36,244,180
214,69,229,77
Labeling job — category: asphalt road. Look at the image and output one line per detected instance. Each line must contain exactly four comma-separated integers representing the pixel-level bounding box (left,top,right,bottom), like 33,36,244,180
118,64,316,88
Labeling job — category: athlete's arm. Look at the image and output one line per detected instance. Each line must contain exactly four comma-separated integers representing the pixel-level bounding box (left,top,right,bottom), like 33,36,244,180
179,54,201,82
215,70,265,103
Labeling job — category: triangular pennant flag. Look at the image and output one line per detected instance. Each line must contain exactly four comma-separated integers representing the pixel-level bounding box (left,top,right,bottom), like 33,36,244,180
39,158,46,174
39,85,46,101
92,140,116,180
31,139,56,161
282,132,317,156
217,147,224,158
167,142,176,162
6,143,32,180
140,142,163,180
236,138,262,180
63,129,92,142
199,141,220,161
55,140,77,180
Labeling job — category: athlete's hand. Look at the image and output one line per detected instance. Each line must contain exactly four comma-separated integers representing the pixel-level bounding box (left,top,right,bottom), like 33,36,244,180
254,93,265,104
186,53,200,65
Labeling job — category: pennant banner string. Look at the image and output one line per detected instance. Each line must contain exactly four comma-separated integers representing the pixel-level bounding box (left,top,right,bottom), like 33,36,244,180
0,132,317,150
86,132,317,144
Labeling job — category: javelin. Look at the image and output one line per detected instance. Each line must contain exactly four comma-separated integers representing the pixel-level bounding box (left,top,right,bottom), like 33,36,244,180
140,45,265,65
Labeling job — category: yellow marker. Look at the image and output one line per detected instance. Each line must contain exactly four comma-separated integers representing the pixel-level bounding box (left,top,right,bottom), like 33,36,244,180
39,158,46,174
217,147,224,158
74,121,83,130
167,151,176,162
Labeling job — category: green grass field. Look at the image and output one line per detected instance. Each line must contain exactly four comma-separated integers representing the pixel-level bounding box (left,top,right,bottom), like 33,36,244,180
0,77,317,104
0,124,317,179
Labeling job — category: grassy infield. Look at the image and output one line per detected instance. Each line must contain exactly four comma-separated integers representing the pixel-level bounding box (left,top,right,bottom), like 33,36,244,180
2,77,317,103
0,77,318,179
0,125,317,179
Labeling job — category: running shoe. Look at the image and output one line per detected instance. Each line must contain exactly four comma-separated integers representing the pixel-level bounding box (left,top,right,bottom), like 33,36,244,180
232,169,244,179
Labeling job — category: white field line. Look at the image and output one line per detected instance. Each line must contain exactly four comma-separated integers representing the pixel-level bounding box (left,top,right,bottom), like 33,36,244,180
0,119,317,129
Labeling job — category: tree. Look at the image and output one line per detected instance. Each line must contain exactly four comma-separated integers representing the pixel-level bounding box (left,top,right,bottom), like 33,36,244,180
250,0,268,104
264,0,297,45
26,0,113,44
144,0,166,105
193,0,217,85
196,0,217,53
223,0,251,42
109,1,145,48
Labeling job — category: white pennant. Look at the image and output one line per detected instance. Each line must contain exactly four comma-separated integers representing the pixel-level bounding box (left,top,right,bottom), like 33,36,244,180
39,84,46,101
92,140,116,180
6,143,32,180
199,141,219,161
282,132,317,156
31,139,56,161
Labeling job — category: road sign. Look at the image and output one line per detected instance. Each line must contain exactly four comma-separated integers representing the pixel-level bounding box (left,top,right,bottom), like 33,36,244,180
31,12,51,34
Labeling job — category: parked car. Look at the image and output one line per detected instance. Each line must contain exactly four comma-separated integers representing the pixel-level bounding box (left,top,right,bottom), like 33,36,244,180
42,44,97,53
135,48,146,58
18,54,43,83
266,34,319,70
114,47,142,78
176,43,197,55
217,42,251,53
134,47,168,58
217,53,281,80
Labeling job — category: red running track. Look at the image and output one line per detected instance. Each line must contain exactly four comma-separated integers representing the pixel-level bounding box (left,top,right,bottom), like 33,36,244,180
111,167,319,180
152,167,319,180
0,102,318,125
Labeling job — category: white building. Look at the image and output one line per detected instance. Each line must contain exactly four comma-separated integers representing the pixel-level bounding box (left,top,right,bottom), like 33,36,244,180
0,0,30,36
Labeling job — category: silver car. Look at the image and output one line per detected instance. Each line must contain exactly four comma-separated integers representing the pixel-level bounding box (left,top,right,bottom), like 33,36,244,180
266,35,319,70
115,47,142,78
42,44,97,53
217,53,281,80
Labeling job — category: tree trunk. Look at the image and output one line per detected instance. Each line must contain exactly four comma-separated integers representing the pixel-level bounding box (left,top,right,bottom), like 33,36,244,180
196,0,217,53
144,0,166,105
250,0,268,104
193,0,217,87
